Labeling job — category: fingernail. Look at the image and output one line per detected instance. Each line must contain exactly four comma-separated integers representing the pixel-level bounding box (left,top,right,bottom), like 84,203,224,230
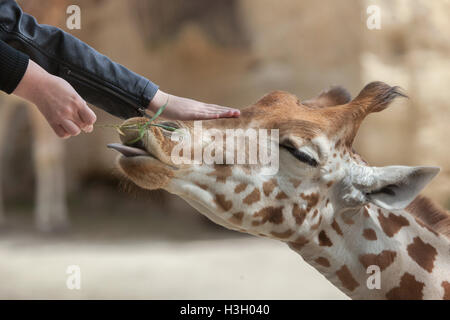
81,125,92,133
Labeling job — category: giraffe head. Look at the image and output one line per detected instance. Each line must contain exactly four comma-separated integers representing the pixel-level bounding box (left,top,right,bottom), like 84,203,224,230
108,82,439,240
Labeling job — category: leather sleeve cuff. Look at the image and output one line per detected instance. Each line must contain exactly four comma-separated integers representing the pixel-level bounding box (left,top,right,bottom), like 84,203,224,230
141,79,159,107
0,40,29,94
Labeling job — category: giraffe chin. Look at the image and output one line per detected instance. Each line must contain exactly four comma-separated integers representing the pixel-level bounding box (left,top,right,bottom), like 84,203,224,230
108,143,177,190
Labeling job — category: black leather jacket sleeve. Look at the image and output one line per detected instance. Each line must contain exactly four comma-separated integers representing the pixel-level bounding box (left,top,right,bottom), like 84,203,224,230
0,0,159,119
0,38,29,94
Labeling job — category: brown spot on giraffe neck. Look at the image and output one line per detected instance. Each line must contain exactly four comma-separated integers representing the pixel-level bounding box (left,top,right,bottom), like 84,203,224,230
300,192,319,211
312,209,319,219
315,257,331,268
363,207,370,218
362,228,377,241
234,183,248,194
252,206,284,226
331,219,343,236
288,235,309,251
270,229,294,239
207,164,233,183
359,250,397,271
318,230,333,247
215,194,233,212
311,216,323,230
262,179,277,197
442,281,450,300
195,182,209,190
289,178,302,188
336,265,359,292
228,212,244,225
407,237,437,273
386,272,424,300
292,204,307,226
342,217,355,225
275,191,288,200
243,188,261,205
377,210,409,237
239,165,253,175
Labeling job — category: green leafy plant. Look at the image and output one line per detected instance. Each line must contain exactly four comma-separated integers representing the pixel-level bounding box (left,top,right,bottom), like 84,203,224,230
97,96,177,145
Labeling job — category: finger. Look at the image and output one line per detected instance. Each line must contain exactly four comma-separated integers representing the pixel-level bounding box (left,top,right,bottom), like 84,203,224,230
84,124,94,133
201,110,239,119
191,112,226,120
51,123,70,139
71,111,90,132
73,112,93,133
78,103,97,126
186,109,236,120
206,104,240,112
220,110,240,118
61,119,81,136
205,105,240,117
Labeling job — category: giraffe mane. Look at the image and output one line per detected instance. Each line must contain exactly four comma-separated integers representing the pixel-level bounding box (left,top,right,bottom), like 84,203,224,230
406,195,450,239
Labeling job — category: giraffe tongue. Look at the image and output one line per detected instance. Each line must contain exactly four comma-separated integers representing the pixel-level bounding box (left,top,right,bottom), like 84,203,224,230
107,143,149,157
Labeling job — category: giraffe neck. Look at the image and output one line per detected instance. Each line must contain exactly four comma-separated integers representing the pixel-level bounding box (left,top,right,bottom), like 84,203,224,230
288,204,450,299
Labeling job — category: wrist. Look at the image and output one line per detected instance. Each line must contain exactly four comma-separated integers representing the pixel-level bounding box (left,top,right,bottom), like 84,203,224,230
13,60,50,104
148,89,169,112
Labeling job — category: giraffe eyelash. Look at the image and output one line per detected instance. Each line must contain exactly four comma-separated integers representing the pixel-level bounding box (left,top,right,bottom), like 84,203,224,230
281,145,319,167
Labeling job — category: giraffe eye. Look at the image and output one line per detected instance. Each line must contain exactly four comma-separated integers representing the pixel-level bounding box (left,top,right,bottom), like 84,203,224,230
281,144,319,167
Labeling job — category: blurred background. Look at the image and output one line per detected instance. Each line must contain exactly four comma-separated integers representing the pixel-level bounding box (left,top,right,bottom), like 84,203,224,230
0,0,448,299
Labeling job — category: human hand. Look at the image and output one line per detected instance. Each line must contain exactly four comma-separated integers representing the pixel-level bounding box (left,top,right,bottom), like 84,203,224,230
148,89,240,120
13,60,97,138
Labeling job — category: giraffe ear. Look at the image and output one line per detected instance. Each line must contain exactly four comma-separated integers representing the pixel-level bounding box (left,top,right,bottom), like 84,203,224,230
361,166,440,210
302,86,351,108
349,82,407,116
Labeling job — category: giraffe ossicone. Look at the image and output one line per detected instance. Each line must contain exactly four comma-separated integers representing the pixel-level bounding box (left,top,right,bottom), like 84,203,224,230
108,81,450,300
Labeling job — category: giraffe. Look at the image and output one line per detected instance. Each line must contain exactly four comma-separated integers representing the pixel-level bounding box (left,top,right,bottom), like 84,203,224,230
108,81,450,300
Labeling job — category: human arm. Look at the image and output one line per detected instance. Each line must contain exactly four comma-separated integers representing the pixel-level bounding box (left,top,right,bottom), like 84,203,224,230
13,58,96,137
0,0,239,124
0,0,156,119
0,38,96,137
